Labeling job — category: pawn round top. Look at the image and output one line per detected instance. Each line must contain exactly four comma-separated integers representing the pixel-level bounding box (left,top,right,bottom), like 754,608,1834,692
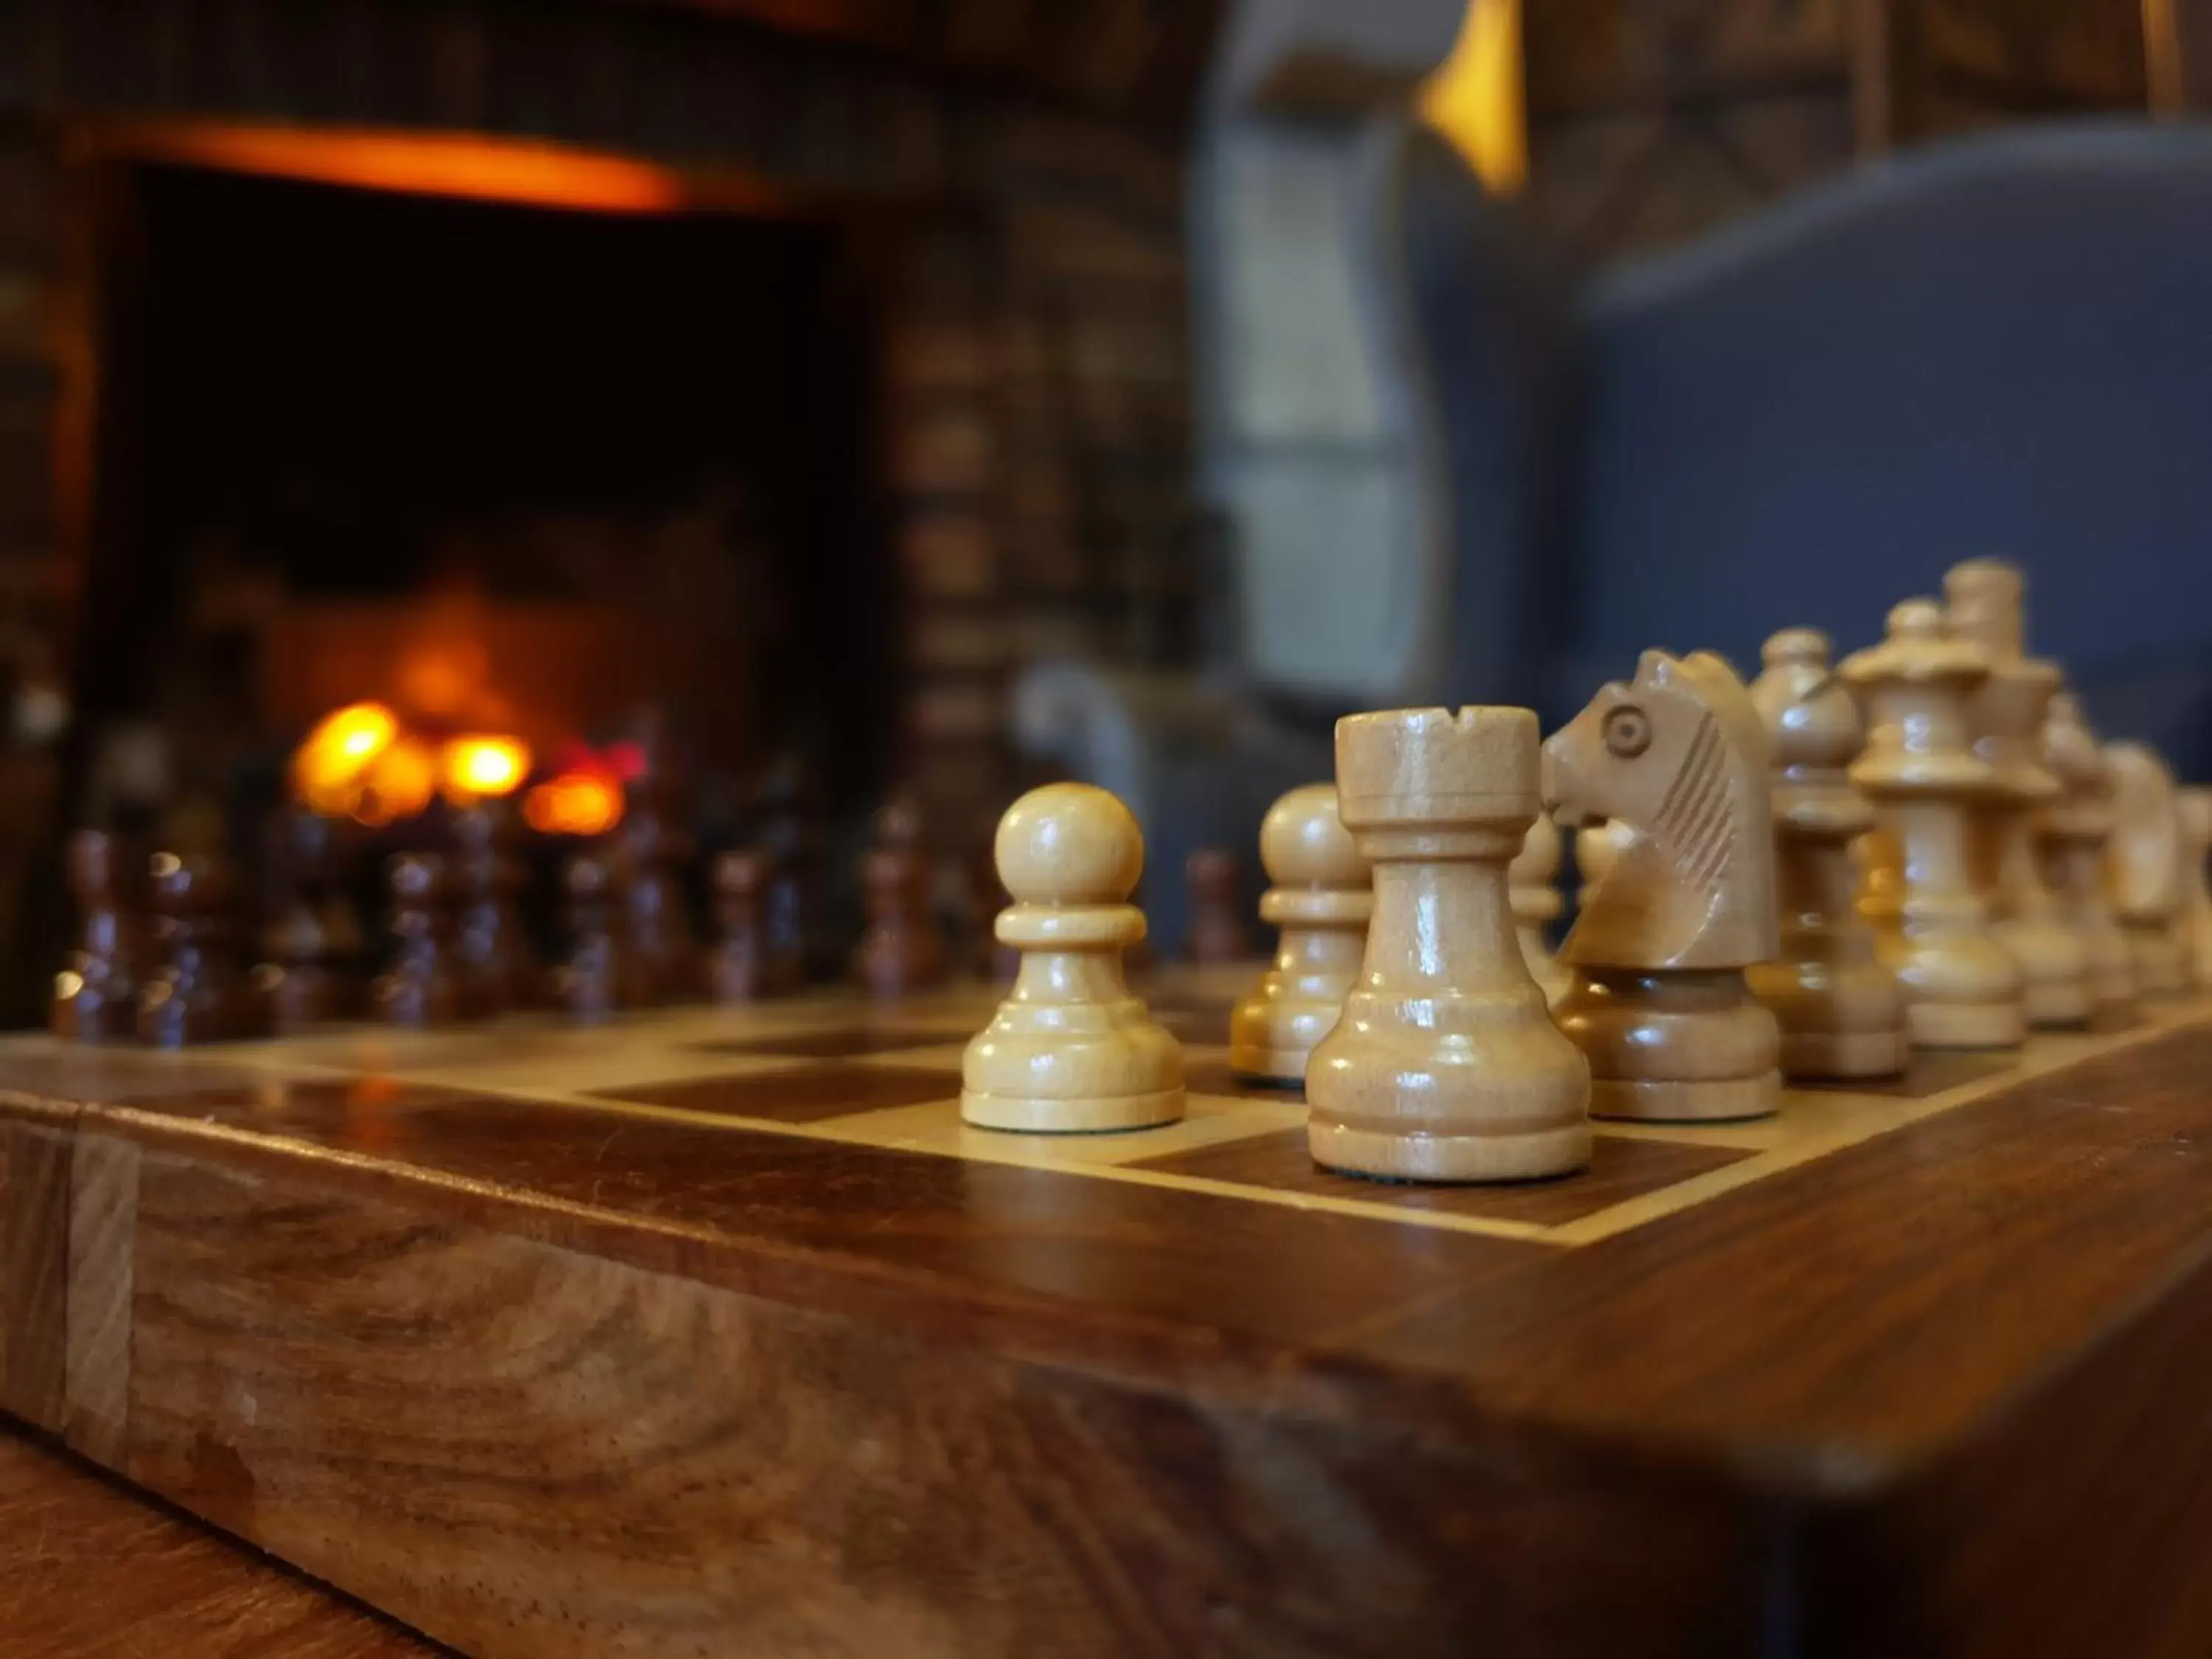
387,853,446,905
1760,627,1829,671
1259,784,1362,889
147,850,229,913
564,850,617,901
1334,706,1539,830
874,791,925,852
1753,626,1863,773
714,849,770,897
68,828,123,896
1186,846,1237,891
995,783,1143,905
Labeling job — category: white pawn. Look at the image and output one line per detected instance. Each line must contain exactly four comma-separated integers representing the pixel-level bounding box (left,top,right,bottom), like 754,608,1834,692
1229,784,1371,1085
1509,811,1571,1007
2105,742,2189,995
961,784,1185,1132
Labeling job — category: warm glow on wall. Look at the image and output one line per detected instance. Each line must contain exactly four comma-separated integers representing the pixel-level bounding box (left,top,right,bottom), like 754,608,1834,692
99,125,697,215
1420,0,1526,193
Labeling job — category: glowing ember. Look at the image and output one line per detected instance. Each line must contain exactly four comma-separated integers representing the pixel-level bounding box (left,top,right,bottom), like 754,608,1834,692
293,702,400,815
523,771,625,837
441,734,532,802
352,736,437,827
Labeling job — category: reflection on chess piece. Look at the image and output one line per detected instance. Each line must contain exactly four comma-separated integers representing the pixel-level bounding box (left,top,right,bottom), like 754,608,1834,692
2037,694,2135,1014
1945,560,2090,1027
1508,810,1570,1007
453,799,538,1017
710,850,776,1004
1183,848,1253,964
1228,785,1370,1085
961,785,1185,1133
370,855,460,1028
856,794,949,996
2104,742,2189,995
2179,787,2212,988
53,830,145,1043
1840,600,2024,1049
1546,653,1783,1121
1745,629,1907,1079
1310,708,1591,1178
138,852,256,1046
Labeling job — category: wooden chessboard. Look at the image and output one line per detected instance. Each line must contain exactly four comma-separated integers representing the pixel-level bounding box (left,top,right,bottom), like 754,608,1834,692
5,973,2212,1658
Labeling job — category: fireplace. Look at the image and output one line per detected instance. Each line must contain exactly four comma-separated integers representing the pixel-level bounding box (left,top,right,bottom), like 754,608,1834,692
0,0,1215,1018
76,141,894,835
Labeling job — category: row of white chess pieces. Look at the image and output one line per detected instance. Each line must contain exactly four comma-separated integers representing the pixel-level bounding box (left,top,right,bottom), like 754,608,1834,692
960,557,2209,1187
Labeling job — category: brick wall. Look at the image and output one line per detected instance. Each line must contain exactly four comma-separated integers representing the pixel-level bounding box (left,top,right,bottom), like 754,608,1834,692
0,0,1204,846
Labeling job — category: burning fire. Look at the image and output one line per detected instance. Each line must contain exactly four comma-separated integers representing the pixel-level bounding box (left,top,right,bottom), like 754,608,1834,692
293,702,401,817
521,771,625,838
291,706,581,827
442,735,532,801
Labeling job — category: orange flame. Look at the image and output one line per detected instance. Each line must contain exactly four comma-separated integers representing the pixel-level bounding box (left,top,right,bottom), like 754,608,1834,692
441,735,532,802
351,737,437,827
293,702,399,815
522,772,625,837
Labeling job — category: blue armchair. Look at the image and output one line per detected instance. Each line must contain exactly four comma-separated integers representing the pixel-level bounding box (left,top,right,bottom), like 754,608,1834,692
1016,116,2212,949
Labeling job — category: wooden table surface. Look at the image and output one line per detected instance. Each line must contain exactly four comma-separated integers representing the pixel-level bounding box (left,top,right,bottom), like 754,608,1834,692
0,1426,444,1656
2,986,2211,1658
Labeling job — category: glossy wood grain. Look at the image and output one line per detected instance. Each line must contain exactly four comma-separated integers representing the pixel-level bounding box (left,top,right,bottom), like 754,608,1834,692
0,1429,445,1657
7,1015,2212,1656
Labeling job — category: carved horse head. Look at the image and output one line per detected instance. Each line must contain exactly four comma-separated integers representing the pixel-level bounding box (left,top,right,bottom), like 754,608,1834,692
1543,650,1776,970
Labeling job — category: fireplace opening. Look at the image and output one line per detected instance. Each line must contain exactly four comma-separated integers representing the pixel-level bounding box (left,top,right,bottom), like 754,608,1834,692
72,150,897,842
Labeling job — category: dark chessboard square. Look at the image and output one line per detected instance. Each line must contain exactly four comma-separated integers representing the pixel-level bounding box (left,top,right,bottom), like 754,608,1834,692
1133,1128,1756,1227
1792,1050,2020,1100
588,1063,960,1124
1150,1003,1237,1045
692,1026,970,1060
1182,1055,1304,1102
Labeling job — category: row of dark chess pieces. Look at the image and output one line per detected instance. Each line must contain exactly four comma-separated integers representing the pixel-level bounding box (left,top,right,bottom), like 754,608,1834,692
50,796,1261,1046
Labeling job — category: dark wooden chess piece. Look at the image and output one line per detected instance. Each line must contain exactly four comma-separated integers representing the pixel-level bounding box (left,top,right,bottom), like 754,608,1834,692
138,852,258,1046
855,794,949,996
369,854,460,1028
709,849,776,1003
554,849,647,1021
53,829,147,1043
452,799,539,1018
258,807,346,1032
1183,846,1254,964
755,755,826,986
619,774,700,1005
